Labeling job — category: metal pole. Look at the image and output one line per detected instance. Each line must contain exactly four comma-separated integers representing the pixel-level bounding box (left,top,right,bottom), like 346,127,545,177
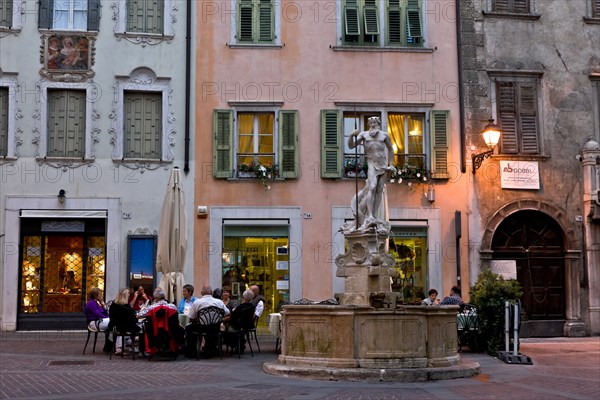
505,301,510,353
354,107,359,230
513,303,519,356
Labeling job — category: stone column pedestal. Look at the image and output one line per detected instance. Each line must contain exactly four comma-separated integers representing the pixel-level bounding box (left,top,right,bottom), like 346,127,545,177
335,231,397,307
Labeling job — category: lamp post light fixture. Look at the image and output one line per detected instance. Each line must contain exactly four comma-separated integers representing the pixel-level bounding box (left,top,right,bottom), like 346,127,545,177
472,119,501,174
57,189,66,204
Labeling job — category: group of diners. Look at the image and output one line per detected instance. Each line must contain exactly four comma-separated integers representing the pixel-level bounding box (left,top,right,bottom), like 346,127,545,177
84,283,264,358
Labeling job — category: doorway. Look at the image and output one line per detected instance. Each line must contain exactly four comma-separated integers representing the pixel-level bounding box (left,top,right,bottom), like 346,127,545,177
491,210,566,330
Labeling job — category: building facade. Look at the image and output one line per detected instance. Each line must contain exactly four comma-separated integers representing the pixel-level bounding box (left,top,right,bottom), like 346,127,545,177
194,0,469,322
461,0,600,336
0,0,194,330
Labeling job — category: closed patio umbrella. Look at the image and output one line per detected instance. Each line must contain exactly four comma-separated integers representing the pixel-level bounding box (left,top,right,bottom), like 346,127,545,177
156,167,187,305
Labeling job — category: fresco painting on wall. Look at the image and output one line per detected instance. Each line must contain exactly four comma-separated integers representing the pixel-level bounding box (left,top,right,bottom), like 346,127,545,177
45,35,90,71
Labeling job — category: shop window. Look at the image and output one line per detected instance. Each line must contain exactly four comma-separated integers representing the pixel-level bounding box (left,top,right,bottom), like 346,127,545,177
222,226,289,325
389,226,427,304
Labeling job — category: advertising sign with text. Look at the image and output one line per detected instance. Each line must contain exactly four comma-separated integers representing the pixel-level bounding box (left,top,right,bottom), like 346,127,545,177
500,161,540,189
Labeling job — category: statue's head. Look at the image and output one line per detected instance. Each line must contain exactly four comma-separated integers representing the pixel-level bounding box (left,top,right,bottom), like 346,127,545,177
368,116,380,128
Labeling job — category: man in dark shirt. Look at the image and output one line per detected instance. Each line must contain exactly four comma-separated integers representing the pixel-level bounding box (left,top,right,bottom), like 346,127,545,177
440,286,464,305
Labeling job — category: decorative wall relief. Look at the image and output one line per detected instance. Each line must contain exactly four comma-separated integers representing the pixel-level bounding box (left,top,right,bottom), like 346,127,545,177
39,33,96,82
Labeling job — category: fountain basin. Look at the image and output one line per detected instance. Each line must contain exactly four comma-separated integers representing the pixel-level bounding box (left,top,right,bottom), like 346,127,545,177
263,304,480,381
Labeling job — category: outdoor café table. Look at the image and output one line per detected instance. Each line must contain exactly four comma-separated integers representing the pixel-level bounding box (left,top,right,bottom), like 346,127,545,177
268,313,282,351
178,313,189,327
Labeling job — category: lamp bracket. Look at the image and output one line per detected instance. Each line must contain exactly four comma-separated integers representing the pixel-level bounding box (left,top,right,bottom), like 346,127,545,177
472,149,494,174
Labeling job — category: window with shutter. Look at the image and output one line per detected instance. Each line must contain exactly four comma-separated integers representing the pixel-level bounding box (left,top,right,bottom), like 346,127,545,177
0,0,13,28
492,0,531,14
47,89,85,158
321,108,441,180
127,0,164,34
0,87,7,156
321,110,343,178
212,108,296,180
429,110,449,179
279,110,299,178
594,0,600,18
236,0,274,44
343,0,423,47
496,80,540,155
124,91,162,160
38,1,100,31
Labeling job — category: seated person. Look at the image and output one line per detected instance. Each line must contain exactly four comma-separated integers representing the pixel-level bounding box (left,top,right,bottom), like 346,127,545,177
177,284,197,315
440,286,464,306
221,285,238,312
185,285,230,358
129,286,150,311
84,287,111,352
224,289,256,353
137,288,177,318
109,288,142,355
250,284,264,320
421,289,440,306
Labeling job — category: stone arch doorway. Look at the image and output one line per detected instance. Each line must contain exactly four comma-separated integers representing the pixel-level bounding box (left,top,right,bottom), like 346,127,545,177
481,200,586,337
491,210,565,322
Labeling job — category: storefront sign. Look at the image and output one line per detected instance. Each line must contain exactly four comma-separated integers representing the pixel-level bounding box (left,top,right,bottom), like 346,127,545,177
500,161,540,189
491,260,517,280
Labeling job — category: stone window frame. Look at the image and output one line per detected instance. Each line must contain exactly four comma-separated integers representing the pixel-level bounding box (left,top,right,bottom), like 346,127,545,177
109,67,175,166
482,0,541,21
584,0,600,24
0,0,24,35
487,70,546,158
33,80,100,162
333,0,433,53
228,0,282,48
112,0,177,46
0,72,21,160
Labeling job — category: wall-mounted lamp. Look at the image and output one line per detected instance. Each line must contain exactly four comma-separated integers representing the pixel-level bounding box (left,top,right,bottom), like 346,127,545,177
426,185,435,203
57,189,66,204
472,119,501,174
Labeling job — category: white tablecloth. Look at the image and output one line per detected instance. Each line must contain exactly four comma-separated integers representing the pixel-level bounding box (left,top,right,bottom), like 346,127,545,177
268,313,281,338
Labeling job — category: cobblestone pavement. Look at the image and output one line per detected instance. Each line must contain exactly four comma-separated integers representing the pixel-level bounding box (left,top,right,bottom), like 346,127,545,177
0,332,598,400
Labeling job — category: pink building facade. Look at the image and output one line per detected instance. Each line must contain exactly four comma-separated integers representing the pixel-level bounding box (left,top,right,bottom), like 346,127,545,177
193,0,468,319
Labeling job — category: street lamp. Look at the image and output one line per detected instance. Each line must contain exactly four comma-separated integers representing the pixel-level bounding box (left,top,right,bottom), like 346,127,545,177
472,119,501,174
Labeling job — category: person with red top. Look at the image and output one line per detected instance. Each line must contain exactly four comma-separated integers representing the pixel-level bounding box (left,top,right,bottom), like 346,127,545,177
129,285,150,311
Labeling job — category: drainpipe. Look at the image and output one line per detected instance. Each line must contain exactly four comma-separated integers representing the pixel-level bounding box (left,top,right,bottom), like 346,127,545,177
184,0,192,174
455,0,466,173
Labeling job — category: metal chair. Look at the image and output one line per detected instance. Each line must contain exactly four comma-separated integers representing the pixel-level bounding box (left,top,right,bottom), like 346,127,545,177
457,303,480,352
109,326,143,360
248,317,261,353
226,304,256,358
82,321,101,355
192,306,225,359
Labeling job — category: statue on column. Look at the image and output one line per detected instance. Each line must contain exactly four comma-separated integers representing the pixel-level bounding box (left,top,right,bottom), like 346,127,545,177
342,116,396,235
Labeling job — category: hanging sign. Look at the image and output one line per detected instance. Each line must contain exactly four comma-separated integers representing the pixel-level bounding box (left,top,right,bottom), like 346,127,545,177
500,161,540,189
491,260,517,280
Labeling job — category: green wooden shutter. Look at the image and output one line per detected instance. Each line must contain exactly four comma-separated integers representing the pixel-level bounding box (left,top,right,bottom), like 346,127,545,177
0,87,8,156
344,0,360,36
320,110,342,178
492,0,509,12
406,0,422,38
278,110,298,179
87,0,101,31
258,0,274,42
363,0,379,35
127,0,144,32
213,109,233,178
47,90,85,158
430,110,449,179
0,0,13,27
145,0,164,34
387,0,402,45
519,83,539,154
124,92,162,159
238,0,253,42
65,91,85,158
38,0,53,29
498,82,518,154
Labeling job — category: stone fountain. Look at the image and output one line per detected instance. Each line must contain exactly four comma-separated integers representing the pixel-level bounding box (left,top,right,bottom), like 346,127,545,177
264,120,479,380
